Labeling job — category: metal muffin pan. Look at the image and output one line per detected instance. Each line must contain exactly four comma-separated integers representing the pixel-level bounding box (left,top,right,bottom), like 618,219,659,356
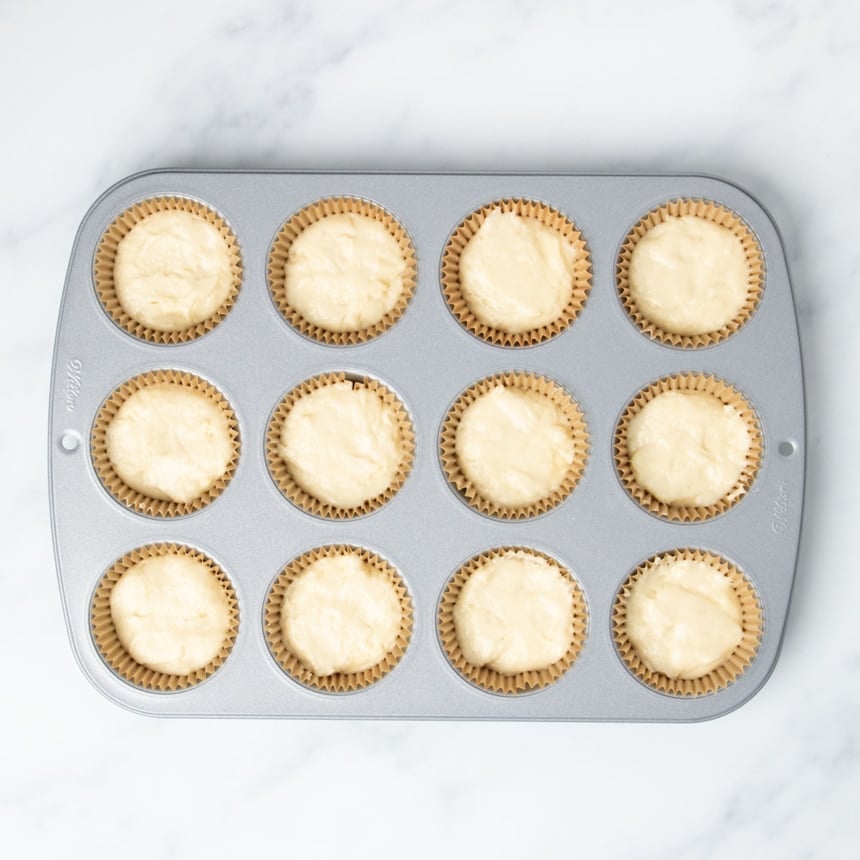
49,170,805,720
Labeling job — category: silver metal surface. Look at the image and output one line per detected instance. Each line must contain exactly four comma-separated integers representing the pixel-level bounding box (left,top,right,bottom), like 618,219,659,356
49,170,805,720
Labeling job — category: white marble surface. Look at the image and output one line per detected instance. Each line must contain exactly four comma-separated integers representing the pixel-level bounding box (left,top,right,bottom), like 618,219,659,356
2,0,858,856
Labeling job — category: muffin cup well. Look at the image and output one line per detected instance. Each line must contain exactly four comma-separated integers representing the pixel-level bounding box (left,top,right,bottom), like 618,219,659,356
90,543,240,692
440,371,589,520
264,545,413,693
267,196,417,345
265,371,415,520
441,198,592,347
91,369,240,518
93,196,242,344
437,547,587,695
613,373,763,523
616,198,764,348
612,548,763,697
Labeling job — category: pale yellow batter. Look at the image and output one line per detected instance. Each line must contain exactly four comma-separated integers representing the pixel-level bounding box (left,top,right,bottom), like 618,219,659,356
628,216,749,336
459,210,576,333
110,553,231,675
455,385,575,507
285,213,406,332
114,210,233,332
279,381,403,508
625,558,743,679
627,390,751,507
453,551,574,675
106,383,234,504
281,553,402,676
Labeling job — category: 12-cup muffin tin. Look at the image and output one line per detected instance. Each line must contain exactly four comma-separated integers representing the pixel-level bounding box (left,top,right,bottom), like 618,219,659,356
49,170,805,720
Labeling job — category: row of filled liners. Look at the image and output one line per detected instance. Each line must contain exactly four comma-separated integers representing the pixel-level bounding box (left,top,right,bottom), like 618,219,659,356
91,370,763,523
94,195,764,349
91,543,763,698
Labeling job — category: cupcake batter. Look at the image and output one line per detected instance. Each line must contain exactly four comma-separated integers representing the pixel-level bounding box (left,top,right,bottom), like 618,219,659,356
110,553,231,675
455,384,575,507
459,210,576,333
106,383,234,504
625,557,744,679
114,209,233,332
279,381,404,508
627,389,751,507
285,213,406,332
281,553,402,676
628,215,750,336
453,551,574,675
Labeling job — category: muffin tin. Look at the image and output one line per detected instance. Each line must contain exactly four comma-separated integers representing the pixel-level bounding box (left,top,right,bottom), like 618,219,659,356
49,170,805,720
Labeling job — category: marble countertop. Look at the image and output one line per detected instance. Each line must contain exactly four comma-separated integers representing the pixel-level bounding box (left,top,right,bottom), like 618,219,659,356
2,0,858,856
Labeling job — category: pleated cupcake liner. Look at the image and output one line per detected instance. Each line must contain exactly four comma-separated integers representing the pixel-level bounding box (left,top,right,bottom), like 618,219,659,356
612,548,763,697
267,196,416,344
91,369,240,518
264,545,413,692
616,198,764,348
93,196,242,344
437,546,587,695
440,371,589,520
265,371,415,520
90,543,239,692
613,372,762,523
441,198,592,347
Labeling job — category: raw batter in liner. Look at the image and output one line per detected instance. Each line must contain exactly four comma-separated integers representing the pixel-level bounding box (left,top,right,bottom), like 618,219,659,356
453,551,574,675
455,384,575,508
628,215,749,336
626,389,751,507
459,210,576,333
110,553,231,675
284,213,406,333
279,381,404,509
281,552,402,676
114,210,233,332
625,557,744,679
106,383,234,504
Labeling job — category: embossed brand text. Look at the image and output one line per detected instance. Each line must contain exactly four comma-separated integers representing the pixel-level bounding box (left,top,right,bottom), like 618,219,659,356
64,359,83,412
771,481,790,534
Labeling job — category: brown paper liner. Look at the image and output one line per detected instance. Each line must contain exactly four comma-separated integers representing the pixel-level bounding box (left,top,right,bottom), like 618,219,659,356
440,198,592,347
91,369,240,518
614,373,762,523
612,548,763,697
437,547,587,695
267,196,417,344
440,372,589,520
616,199,764,348
265,372,415,519
91,543,240,692
264,545,413,692
93,196,242,344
